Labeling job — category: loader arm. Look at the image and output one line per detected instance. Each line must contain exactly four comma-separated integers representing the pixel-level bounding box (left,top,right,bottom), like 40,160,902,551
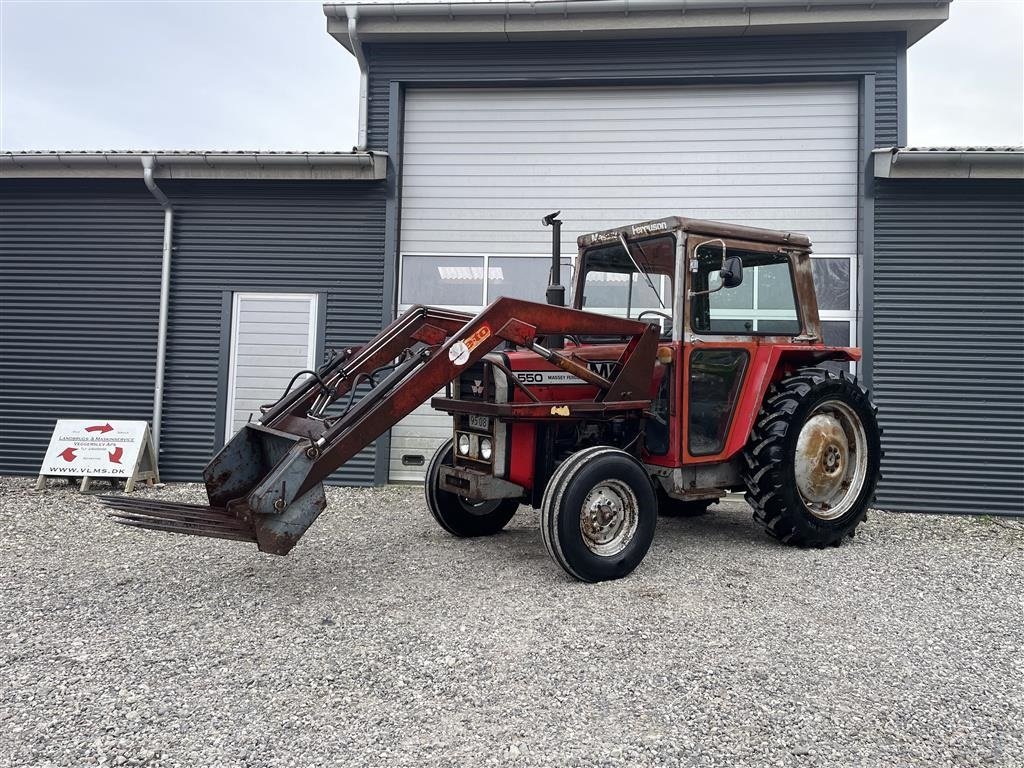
101,298,658,555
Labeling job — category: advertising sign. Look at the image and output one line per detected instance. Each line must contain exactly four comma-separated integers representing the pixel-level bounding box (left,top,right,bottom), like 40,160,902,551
37,420,159,492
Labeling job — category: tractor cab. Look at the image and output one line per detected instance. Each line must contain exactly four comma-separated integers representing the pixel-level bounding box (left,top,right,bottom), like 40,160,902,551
573,216,822,345
570,217,849,476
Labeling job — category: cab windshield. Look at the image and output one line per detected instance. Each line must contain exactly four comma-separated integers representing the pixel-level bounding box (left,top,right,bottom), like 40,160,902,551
578,235,675,334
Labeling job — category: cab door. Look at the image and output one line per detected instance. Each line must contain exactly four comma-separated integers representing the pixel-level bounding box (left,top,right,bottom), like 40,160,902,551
681,238,803,464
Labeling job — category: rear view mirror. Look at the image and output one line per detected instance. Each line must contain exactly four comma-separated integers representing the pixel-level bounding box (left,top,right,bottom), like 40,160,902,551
720,256,743,288
688,239,744,299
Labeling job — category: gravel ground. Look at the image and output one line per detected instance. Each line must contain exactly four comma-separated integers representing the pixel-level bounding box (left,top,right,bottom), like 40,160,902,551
1,476,1022,768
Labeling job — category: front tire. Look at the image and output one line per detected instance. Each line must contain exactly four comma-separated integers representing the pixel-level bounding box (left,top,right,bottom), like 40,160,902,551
742,367,881,547
540,446,657,582
425,439,518,537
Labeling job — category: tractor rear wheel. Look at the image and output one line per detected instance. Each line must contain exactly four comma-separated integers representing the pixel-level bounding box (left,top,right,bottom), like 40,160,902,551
425,438,518,537
540,446,657,582
742,368,881,547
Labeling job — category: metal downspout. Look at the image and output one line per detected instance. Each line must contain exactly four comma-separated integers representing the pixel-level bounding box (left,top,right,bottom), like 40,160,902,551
141,156,172,452
347,6,369,150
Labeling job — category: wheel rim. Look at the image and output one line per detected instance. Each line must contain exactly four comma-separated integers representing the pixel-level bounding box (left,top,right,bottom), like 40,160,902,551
458,497,502,517
794,399,869,521
579,479,639,556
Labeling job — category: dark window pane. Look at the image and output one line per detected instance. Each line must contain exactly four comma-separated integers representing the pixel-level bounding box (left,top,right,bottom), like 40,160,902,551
401,256,483,306
709,319,754,333
811,258,851,311
822,320,851,347
688,349,748,456
759,319,802,334
645,367,671,455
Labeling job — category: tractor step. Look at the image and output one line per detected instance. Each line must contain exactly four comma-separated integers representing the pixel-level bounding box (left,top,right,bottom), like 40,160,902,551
99,496,257,544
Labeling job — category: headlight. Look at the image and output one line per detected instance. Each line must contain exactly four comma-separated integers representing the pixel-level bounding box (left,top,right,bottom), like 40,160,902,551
457,433,471,455
479,437,493,461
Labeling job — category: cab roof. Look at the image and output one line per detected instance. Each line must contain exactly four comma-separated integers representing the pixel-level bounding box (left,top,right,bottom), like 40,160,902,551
577,216,812,250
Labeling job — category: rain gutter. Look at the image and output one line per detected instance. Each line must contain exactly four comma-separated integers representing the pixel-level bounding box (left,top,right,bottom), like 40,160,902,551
347,6,369,150
141,156,173,452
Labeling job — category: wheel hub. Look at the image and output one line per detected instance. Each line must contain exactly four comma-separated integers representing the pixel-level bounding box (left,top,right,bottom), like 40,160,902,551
580,480,639,556
794,401,869,521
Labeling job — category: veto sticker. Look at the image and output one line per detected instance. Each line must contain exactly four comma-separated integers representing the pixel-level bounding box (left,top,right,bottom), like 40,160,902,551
448,325,491,367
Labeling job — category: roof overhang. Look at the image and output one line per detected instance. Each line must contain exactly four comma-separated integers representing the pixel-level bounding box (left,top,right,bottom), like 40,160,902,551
324,0,949,49
0,151,388,181
873,148,1024,180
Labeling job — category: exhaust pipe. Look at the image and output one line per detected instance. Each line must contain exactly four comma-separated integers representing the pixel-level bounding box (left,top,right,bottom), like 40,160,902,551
543,210,565,348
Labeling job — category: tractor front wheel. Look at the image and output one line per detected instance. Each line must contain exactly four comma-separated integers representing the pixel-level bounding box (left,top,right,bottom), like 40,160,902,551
540,446,657,582
425,439,518,537
743,368,881,547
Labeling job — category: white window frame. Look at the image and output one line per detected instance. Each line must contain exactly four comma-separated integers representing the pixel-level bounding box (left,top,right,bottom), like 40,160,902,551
399,250,858,346
224,291,319,441
397,251,576,313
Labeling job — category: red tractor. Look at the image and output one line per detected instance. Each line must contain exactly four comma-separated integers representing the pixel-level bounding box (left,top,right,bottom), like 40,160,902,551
103,216,881,583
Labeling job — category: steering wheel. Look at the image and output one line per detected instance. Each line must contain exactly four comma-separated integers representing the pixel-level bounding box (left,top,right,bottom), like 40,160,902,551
637,310,673,324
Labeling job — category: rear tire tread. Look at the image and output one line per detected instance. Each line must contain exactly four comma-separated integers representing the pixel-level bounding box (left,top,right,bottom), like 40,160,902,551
741,367,880,548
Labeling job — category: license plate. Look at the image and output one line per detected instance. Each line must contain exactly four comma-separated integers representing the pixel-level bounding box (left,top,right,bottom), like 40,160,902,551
468,414,490,431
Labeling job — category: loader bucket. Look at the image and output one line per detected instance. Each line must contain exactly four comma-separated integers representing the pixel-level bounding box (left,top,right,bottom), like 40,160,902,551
101,423,327,555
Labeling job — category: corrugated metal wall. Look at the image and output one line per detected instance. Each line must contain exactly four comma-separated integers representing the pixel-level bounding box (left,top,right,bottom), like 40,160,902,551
873,179,1024,516
158,180,386,484
366,32,903,150
0,178,387,485
0,180,162,476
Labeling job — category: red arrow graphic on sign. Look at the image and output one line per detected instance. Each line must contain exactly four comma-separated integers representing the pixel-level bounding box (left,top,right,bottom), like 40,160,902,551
108,446,124,464
59,447,77,462
86,423,113,434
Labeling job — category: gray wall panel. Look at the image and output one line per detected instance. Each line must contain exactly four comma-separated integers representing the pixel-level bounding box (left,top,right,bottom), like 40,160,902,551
873,180,1024,515
156,179,386,484
366,33,903,151
0,179,387,486
0,180,162,476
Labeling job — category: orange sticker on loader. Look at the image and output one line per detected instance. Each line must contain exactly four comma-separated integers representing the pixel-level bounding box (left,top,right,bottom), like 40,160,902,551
448,324,491,366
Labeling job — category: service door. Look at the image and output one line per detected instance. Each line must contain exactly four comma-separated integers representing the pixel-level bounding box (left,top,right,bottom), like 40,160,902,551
225,292,318,440
393,82,860,482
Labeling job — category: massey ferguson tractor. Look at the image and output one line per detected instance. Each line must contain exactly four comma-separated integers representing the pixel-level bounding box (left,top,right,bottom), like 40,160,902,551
102,215,881,582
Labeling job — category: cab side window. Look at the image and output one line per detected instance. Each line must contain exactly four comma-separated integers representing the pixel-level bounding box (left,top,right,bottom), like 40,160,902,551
691,249,801,335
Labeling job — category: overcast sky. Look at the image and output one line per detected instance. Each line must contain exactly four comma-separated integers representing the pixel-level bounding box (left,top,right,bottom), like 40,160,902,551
1,0,1021,151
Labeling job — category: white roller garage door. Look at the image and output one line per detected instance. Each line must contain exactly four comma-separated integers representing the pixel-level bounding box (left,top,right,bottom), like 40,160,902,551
392,82,860,482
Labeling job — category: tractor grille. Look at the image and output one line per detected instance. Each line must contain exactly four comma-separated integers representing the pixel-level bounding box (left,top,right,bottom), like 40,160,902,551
452,355,508,476
454,360,495,403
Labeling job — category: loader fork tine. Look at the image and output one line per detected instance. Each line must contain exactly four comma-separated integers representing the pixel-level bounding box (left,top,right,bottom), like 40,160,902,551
106,509,254,533
98,495,258,544
99,499,244,526
111,516,257,543
97,496,227,514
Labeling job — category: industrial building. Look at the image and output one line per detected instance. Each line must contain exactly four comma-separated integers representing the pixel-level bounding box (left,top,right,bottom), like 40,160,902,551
1,0,1021,514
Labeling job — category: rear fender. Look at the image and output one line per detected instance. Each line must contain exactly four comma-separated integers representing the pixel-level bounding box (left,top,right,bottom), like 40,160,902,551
715,345,862,463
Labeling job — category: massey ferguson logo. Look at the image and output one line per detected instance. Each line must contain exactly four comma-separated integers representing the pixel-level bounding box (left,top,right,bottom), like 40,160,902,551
470,379,485,395
588,360,619,379
630,221,667,237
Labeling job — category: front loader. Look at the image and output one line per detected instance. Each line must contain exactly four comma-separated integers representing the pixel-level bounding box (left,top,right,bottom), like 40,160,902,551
102,215,881,582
